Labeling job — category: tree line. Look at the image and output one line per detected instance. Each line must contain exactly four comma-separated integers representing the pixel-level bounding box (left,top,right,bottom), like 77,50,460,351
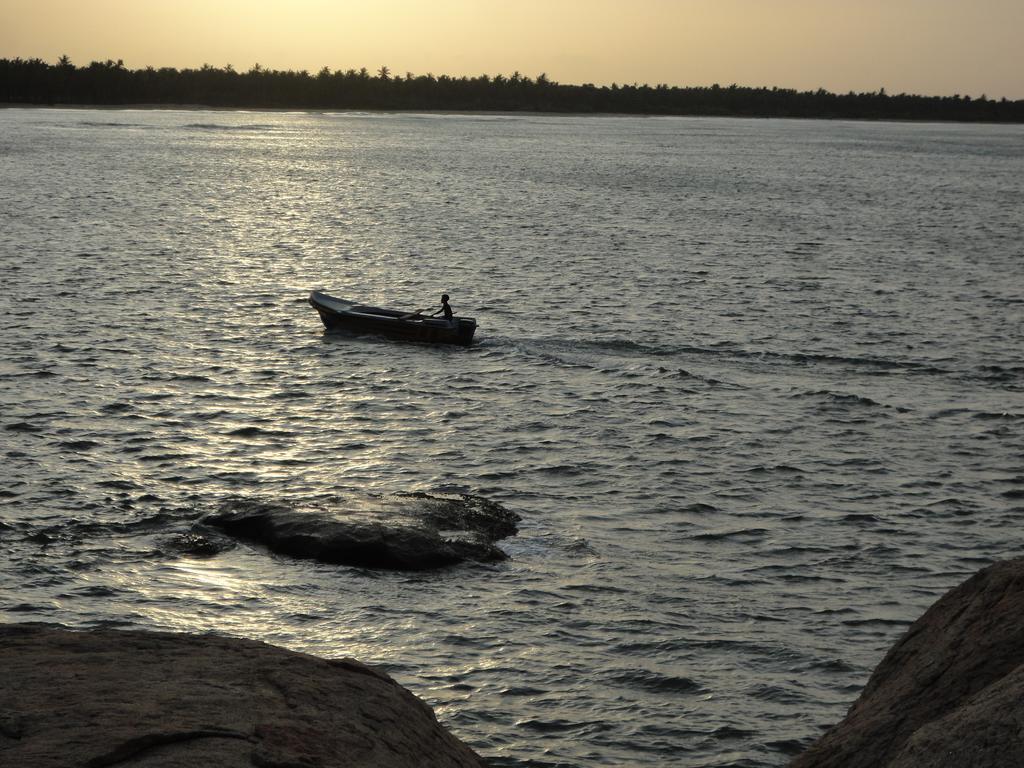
2,56,1022,122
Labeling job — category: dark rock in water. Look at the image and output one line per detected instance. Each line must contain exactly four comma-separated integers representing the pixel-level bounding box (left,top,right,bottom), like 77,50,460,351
791,557,1024,768
163,529,236,557
204,492,521,571
396,491,521,541
0,623,487,767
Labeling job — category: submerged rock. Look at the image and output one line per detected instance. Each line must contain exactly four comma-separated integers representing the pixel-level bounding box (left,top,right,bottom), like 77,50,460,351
203,492,521,571
163,530,236,557
791,557,1024,768
0,623,486,768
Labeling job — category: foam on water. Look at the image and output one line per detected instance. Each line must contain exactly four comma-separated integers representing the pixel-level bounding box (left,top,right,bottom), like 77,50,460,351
1,108,1023,766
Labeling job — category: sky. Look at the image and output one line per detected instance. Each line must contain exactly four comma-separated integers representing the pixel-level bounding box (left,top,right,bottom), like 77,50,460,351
2,0,1022,99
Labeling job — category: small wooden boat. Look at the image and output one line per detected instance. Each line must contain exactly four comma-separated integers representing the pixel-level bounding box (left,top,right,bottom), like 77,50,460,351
309,291,477,346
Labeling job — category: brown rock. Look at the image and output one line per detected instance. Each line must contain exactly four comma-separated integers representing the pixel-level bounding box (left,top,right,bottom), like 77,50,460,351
0,623,487,767
791,557,1024,768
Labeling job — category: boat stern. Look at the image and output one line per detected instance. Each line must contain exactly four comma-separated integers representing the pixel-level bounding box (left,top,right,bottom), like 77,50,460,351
456,318,477,346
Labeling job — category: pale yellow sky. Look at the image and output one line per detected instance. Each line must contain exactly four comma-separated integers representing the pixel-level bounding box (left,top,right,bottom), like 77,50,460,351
2,0,1022,98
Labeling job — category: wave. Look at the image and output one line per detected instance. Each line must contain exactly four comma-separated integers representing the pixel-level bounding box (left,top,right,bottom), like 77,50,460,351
972,410,1023,421
658,366,741,388
793,390,882,406
748,683,810,704
7,370,59,379
183,122,275,132
58,439,101,451
4,421,45,432
99,402,133,413
841,617,913,628
807,657,856,673
21,510,184,543
930,408,1023,421
790,390,905,412
269,389,312,400
977,364,1024,378
515,717,603,734
510,335,951,381
680,344,949,374
839,512,883,524
224,426,295,437
607,668,705,694
96,479,139,490
78,121,148,129
691,527,770,541
679,502,720,514
742,464,805,474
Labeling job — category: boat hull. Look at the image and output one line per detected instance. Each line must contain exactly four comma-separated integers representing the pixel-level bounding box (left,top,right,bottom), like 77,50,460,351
309,291,477,346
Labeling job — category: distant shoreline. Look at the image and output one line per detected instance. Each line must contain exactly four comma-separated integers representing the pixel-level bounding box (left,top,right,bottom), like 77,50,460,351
4,58,1022,124
4,102,648,117
5,103,1024,127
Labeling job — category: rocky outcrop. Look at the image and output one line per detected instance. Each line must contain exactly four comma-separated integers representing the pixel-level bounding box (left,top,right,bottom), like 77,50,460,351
0,623,487,768
791,557,1024,768
202,493,520,571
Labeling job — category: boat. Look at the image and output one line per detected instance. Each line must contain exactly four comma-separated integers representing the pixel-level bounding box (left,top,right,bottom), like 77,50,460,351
308,291,477,346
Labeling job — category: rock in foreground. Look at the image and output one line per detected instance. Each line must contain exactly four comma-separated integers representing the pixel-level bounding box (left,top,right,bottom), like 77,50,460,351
0,623,487,768
792,557,1024,768
203,493,520,571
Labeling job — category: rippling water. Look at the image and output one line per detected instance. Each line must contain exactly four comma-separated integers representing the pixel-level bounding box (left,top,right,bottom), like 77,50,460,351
2,107,1023,767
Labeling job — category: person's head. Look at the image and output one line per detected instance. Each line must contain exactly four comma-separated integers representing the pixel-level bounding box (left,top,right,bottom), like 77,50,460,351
441,293,450,303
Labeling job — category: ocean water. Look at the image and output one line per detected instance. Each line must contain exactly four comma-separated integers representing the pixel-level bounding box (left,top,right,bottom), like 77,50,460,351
1,107,1022,767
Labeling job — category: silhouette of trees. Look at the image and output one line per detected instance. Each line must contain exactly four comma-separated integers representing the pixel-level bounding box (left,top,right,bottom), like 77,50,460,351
0,56,1021,122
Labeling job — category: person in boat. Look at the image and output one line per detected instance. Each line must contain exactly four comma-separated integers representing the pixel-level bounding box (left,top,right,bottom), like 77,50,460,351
428,294,455,326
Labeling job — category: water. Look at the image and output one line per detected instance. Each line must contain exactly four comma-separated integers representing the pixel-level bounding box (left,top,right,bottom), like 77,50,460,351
1,107,1022,767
